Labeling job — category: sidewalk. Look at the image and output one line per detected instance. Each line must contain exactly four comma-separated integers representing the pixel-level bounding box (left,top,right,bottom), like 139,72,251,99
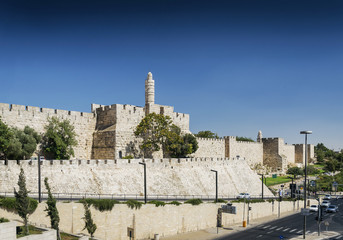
160,211,341,240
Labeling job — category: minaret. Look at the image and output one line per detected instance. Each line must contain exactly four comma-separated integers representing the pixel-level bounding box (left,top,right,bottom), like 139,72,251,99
257,130,263,143
145,72,155,114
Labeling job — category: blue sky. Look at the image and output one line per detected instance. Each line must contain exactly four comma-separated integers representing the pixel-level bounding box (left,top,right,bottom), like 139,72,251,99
1,0,342,150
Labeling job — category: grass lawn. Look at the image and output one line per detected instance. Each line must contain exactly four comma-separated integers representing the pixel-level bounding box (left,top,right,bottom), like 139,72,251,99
61,232,79,240
264,176,293,187
17,225,43,238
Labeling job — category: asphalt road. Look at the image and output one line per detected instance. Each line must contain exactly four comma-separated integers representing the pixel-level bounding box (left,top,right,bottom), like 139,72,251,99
216,198,343,240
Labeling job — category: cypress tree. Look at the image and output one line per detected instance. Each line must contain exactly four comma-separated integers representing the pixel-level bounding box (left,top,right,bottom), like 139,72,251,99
82,201,97,239
14,168,30,235
44,177,61,240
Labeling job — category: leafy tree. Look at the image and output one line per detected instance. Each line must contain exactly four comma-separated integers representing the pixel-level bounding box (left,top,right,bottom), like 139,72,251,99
14,168,31,235
324,159,341,172
6,126,41,160
41,117,77,159
164,127,199,158
286,167,303,176
134,113,173,158
44,178,61,240
194,130,219,139
0,117,12,160
134,113,198,158
82,201,97,239
236,136,255,142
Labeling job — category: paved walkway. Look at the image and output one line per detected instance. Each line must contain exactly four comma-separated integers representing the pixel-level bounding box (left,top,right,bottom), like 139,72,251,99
160,211,341,240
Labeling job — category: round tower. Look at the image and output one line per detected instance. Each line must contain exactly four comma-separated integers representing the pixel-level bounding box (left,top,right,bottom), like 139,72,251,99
145,72,155,105
257,130,263,143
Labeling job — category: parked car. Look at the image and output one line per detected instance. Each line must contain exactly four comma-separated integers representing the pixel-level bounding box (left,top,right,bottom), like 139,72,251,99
321,200,330,208
323,194,331,200
237,193,250,199
326,205,338,213
309,205,318,212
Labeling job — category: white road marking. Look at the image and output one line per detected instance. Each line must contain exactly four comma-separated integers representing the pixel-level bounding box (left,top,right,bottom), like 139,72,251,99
267,231,273,234
276,227,283,230
289,229,297,233
270,226,277,230
296,230,302,234
283,228,290,232
263,225,270,229
257,235,263,238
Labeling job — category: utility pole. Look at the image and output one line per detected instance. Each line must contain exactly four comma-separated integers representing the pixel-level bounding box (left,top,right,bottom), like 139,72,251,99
211,170,218,202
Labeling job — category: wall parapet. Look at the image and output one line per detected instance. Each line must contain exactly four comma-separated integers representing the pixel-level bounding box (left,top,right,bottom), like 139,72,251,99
0,103,95,119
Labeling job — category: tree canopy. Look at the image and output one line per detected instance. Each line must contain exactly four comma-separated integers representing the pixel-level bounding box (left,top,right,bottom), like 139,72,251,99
6,126,41,160
41,117,77,160
0,117,12,159
194,130,219,139
134,113,198,158
236,136,255,142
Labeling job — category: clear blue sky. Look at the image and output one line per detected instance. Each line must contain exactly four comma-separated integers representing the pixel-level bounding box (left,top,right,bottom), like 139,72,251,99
1,0,342,150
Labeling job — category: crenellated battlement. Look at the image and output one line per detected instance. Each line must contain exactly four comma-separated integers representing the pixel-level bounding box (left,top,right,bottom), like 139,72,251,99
0,103,95,119
0,157,246,169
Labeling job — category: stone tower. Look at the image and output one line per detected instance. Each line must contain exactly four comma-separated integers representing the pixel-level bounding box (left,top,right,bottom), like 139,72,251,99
257,130,263,143
145,72,155,114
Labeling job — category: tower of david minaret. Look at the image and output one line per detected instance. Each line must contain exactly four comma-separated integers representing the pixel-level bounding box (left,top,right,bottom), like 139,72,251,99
145,72,155,114
257,130,263,143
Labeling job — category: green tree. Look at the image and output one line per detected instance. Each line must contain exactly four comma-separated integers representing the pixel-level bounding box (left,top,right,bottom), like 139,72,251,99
164,127,198,158
306,165,320,175
14,168,31,235
236,136,255,142
0,117,12,160
286,166,303,176
41,117,77,160
134,113,173,158
6,126,41,160
44,178,61,240
324,159,341,172
134,113,198,158
194,130,219,139
82,201,97,239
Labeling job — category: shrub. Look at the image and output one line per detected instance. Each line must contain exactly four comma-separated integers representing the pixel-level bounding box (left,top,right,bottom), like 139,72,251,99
169,201,181,206
126,200,143,209
122,155,134,159
214,199,227,203
148,200,166,207
185,199,203,205
0,217,9,223
79,199,119,212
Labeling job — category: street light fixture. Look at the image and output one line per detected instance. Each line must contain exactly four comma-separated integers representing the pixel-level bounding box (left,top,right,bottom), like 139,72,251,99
257,174,264,200
211,170,218,202
300,130,312,239
139,162,147,204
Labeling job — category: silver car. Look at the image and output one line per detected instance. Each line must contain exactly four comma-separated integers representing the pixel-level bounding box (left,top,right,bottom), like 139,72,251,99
321,200,330,208
326,205,338,213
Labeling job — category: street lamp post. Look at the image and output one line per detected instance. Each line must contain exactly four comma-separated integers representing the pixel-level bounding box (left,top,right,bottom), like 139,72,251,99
300,130,312,239
139,162,147,204
38,154,41,203
258,174,264,200
211,170,218,202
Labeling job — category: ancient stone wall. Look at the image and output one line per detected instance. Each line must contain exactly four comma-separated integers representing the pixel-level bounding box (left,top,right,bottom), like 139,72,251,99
224,136,263,167
262,138,283,171
293,144,315,165
0,103,96,159
0,158,273,197
281,141,295,165
193,138,225,158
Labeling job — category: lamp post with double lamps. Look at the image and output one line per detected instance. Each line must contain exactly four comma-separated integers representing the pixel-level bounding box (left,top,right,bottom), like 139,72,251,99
300,130,312,239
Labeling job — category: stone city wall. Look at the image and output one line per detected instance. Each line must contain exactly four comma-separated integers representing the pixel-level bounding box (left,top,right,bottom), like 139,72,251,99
0,103,96,160
0,158,273,197
0,200,314,240
262,138,283,171
193,138,225,158
0,221,16,240
224,136,263,166
280,141,295,165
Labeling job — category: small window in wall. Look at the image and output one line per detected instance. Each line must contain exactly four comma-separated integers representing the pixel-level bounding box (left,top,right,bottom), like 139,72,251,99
160,107,164,115
119,151,122,159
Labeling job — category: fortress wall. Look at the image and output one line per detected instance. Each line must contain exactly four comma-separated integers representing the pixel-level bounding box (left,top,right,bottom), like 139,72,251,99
0,103,96,159
308,144,315,160
0,158,273,197
262,138,283,171
193,138,225,158
224,136,263,167
294,144,305,164
281,142,295,166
